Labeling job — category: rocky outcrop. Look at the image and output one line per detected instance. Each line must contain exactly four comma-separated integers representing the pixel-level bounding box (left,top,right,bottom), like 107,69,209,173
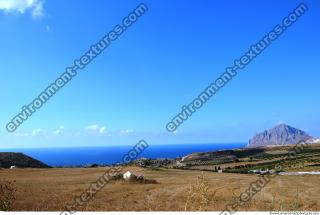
0,152,51,168
247,124,312,148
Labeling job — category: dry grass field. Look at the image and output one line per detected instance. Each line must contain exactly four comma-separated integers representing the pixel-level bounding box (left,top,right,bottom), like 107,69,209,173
1,167,319,211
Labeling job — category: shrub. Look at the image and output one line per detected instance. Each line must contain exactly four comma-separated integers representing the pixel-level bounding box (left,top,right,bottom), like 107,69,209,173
184,172,210,211
0,180,17,211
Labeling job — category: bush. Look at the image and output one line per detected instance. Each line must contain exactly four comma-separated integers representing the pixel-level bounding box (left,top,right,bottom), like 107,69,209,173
0,180,17,211
184,172,210,211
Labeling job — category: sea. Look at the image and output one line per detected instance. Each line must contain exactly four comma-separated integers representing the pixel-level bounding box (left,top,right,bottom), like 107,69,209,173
0,142,245,167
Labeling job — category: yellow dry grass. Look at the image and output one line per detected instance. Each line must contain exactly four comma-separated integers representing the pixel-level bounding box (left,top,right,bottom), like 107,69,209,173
0,167,319,211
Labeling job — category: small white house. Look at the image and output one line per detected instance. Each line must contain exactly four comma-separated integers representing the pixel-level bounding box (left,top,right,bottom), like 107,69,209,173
10,165,17,169
123,171,136,181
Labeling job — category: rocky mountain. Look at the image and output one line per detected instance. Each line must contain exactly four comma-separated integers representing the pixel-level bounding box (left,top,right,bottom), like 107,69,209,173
0,152,51,168
247,124,312,148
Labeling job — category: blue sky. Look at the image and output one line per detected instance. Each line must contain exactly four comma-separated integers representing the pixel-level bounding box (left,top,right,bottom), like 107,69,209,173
0,0,319,148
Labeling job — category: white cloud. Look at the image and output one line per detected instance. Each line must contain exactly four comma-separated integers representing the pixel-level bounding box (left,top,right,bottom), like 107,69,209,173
13,128,45,137
119,129,134,136
53,126,64,135
31,128,44,136
99,126,107,134
85,124,100,131
13,125,108,137
0,0,44,18
14,132,29,137
85,125,107,135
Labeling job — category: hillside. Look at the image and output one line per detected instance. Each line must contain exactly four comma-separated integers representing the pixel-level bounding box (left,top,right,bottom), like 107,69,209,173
181,147,264,163
178,143,320,174
0,152,51,168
